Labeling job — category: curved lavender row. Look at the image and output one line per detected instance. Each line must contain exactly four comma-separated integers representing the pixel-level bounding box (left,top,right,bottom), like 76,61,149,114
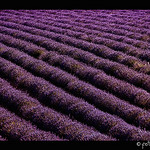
39,52,150,107
0,77,115,141
1,11,150,63
1,16,150,74
0,105,63,141
0,60,150,141
1,31,149,110
1,11,150,50
11,9,150,43
1,42,150,130
10,13,149,60
0,29,150,109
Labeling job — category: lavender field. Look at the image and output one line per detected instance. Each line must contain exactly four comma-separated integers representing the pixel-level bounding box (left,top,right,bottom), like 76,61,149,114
0,9,150,141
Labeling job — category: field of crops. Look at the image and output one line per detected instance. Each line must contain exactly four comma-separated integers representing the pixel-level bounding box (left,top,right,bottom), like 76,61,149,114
0,9,150,141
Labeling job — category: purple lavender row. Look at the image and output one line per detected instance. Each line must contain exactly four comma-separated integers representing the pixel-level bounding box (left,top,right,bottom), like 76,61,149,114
15,17,149,65
0,105,63,141
97,13,150,30
0,18,149,76
96,16,150,31
2,10,149,44
1,42,150,130
95,11,150,26
19,19,148,72
57,18,149,48
0,65,117,141
0,30,150,110
0,58,150,141
109,10,150,16
0,15,149,90
0,75,115,141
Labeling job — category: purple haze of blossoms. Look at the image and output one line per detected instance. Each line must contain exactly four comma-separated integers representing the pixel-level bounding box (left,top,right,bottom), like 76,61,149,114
0,9,150,141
